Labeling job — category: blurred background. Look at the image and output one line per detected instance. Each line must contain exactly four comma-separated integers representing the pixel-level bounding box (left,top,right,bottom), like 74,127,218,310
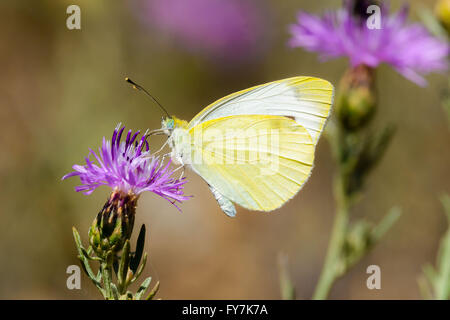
0,0,448,299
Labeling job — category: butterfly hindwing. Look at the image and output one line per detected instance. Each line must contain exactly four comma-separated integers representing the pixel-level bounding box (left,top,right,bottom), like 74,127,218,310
208,184,236,217
187,115,315,212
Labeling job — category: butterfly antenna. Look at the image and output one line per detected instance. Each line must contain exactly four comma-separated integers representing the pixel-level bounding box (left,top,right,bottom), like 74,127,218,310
125,77,170,118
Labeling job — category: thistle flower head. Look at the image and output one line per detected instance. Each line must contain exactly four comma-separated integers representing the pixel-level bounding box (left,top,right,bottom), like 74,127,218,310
62,124,189,209
289,2,449,86
89,190,138,256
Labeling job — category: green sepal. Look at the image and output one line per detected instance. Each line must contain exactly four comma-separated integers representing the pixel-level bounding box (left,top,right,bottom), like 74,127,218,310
108,216,123,250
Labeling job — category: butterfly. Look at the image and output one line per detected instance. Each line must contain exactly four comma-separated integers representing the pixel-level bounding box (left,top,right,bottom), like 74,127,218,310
129,77,334,217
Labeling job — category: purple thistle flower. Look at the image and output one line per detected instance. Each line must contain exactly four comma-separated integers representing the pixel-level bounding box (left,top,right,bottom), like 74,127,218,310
289,3,449,86
62,124,190,209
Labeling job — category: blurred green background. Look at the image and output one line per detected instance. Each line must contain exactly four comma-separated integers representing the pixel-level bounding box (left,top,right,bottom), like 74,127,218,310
0,0,448,299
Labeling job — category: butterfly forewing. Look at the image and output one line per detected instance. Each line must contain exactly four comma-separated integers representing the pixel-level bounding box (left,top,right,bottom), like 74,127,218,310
187,77,334,145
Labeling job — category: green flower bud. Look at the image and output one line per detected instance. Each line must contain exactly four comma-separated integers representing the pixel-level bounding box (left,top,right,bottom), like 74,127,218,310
435,0,450,35
89,190,137,258
336,65,376,131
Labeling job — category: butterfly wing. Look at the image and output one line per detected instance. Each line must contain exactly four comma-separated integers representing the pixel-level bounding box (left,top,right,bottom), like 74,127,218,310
208,184,236,217
187,77,334,145
187,115,314,212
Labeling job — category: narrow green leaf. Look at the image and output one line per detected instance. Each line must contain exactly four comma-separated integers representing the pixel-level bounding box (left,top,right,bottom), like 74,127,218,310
135,277,152,300
417,275,433,300
113,258,119,276
422,263,437,284
77,256,94,280
72,227,84,252
130,224,146,273
372,207,401,242
130,253,147,284
118,240,131,292
73,227,105,295
418,196,450,300
278,253,296,300
368,125,396,171
110,283,119,300
96,270,102,283
434,198,450,300
146,281,160,300
440,194,450,222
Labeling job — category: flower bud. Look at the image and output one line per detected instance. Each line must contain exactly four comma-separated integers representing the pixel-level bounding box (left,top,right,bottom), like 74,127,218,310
89,190,137,257
336,65,376,131
435,0,450,35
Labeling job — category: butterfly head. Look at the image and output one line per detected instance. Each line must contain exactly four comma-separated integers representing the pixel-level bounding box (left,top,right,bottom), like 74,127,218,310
161,117,175,131
161,116,188,135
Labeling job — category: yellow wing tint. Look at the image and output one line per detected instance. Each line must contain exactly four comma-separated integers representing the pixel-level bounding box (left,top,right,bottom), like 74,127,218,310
188,115,315,212
187,76,334,145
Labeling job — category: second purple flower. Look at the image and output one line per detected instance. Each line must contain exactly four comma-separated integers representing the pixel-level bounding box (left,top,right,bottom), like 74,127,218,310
289,2,449,86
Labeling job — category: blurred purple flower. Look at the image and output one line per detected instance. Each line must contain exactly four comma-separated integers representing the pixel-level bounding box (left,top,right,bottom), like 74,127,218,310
289,4,449,86
62,125,189,209
139,0,267,61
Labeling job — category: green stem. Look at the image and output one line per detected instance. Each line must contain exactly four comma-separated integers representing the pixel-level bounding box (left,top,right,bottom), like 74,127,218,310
435,232,450,299
435,199,450,300
312,178,349,300
101,261,114,299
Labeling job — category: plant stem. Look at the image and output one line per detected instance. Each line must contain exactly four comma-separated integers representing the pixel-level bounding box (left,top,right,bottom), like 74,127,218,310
435,196,450,300
435,230,450,299
312,177,349,300
101,261,113,299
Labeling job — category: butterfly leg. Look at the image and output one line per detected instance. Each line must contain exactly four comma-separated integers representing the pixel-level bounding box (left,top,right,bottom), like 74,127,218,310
153,138,169,155
160,152,172,164
171,164,186,179
179,166,186,180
